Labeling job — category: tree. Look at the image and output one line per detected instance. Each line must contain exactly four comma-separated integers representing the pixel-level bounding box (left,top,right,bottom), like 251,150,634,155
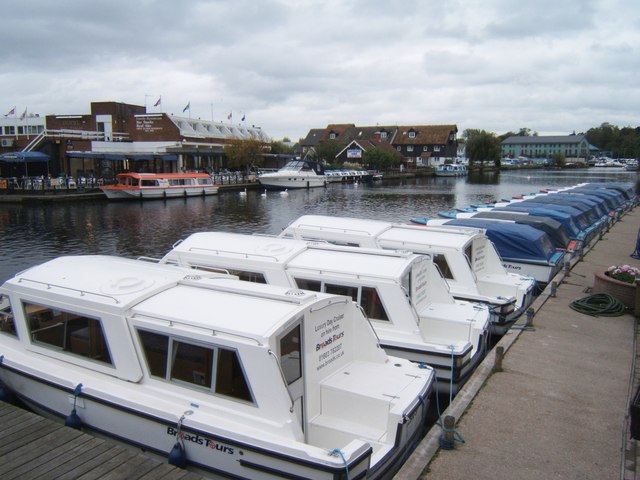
270,140,294,155
363,147,402,171
311,140,341,164
549,153,566,168
224,138,265,172
465,130,502,169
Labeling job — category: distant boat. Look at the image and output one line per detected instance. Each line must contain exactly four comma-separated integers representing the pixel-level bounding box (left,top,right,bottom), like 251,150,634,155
100,172,218,200
258,160,327,190
435,163,467,177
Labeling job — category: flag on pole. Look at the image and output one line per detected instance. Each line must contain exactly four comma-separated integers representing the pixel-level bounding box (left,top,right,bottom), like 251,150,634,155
241,114,246,122
20,108,27,120
4,106,15,117
154,96,161,107
227,111,232,120
183,101,190,113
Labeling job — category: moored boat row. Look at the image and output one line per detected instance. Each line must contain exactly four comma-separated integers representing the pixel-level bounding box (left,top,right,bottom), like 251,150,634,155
413,182,637,287
0,180,636,478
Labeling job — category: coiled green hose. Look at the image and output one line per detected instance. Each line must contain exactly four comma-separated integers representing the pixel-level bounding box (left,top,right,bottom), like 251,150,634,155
569,293,627,317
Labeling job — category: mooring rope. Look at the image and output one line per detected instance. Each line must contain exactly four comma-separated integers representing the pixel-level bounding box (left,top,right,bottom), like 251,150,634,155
329,448,350,480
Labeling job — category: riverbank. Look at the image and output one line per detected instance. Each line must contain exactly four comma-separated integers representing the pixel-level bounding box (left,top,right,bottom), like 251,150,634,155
396,207,640,479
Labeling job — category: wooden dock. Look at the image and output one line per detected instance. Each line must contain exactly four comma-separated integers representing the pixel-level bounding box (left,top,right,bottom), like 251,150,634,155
0,401,206,479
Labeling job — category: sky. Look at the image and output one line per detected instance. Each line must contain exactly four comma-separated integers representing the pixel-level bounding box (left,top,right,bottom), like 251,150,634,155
1,0,639,142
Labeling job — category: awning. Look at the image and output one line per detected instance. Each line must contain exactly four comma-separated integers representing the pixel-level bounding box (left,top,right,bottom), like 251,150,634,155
66,152,178,161
0,151,50,163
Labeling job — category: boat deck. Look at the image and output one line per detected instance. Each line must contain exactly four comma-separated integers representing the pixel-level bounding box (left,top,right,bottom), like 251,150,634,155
396,206,640,479
0,401,206,480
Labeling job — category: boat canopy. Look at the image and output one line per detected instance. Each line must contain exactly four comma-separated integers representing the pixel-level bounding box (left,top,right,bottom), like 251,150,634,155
493,206,581,238
471,211,570,249
0,151,50,163
441,219,558,262
66,152,178,161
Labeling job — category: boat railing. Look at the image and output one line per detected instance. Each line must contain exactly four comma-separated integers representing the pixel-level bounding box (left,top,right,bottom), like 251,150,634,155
355,304,382,347
290,223,375,238
184,246,283,262
178,275,317,306
400,285,421,327
131,311,265,346
16,278,121,304
267,349,296,413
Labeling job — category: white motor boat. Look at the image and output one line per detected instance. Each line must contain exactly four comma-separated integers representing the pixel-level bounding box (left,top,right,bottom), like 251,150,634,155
280,215,537,335
0,255,435,479
258,160,327,190
160,232,491,395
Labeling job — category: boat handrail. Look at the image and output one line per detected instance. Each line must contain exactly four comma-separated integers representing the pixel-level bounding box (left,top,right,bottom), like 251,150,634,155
16,278,121,304
178,275,317,306
185,246,282,262
267,349,295,413
400,285,421,327
291,223,376,238
356,304,382,347
462,254,478,283
432,263,452,293
136,256,162,263
131,312,265,346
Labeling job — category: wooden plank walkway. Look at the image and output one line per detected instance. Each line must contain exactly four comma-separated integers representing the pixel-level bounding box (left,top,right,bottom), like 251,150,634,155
0,401,207,480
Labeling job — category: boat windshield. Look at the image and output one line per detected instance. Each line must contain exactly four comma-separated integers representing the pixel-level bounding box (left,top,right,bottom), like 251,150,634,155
281,161,312,172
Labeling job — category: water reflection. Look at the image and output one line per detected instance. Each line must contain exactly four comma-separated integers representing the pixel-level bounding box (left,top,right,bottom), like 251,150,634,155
0,168,636,283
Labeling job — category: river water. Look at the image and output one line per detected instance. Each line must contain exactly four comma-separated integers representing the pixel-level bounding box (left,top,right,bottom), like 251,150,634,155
0,168,636,283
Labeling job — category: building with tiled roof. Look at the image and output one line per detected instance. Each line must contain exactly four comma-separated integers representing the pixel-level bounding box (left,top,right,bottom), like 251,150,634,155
301,123,458,169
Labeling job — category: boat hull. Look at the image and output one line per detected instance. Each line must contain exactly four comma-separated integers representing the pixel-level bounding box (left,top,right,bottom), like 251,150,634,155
0,364,375,480
100,186,219,200
258,175,327,190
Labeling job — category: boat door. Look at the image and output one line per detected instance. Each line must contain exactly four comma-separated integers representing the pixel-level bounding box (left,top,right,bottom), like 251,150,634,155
278,321,305,429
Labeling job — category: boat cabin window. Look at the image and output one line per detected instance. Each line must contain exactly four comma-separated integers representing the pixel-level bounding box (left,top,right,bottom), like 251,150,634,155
24,302,112,365
0,296,17,337
294,278,322,292
279,324,302,385
137,330,254,403
433,253,454,280
197,178,213,185
324,283,359,302
294,278,390,322
360,286,389,321
140,179,159,187
229,269,266,283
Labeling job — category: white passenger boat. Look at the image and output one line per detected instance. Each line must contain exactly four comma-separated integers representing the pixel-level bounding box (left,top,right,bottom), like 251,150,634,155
258,160,327,190
160,232,490,395
0,255,435,479
280,215,537,335
434,163,467,177
100,172,219,200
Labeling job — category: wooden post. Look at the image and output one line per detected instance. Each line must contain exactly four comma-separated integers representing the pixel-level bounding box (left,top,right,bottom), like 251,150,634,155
442,415,456,449
494,346,504,372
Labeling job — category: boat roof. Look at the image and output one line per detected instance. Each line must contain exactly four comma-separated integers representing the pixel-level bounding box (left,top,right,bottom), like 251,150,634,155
441,219,557,261
116,172,211,179
168,231,418,280
2,255,328,342
471,212,570,248
284,215,482,250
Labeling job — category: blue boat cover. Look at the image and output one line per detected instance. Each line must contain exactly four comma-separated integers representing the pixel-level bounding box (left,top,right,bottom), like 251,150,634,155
471,212,570,249
513,201,592,230
440,218,557,262
495,206,581,237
